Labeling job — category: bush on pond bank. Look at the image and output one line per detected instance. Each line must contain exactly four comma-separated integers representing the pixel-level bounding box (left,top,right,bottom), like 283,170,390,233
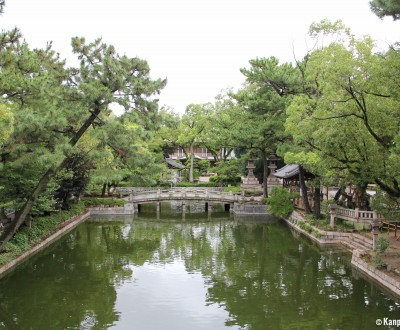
0,198,125,266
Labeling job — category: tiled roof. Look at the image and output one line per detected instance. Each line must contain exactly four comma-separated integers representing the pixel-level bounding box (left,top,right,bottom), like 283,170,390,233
165,158,185,169
273,164,299,179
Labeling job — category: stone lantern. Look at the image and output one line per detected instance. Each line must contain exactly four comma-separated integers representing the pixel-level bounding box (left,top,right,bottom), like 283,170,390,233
240,159,262,190
267,152,281,189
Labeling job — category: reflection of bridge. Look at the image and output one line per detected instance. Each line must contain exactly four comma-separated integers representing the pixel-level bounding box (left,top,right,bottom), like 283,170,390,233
109,188,268,215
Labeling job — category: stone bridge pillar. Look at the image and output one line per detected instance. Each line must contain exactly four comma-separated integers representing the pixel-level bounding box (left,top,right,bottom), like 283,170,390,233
207,202,213,214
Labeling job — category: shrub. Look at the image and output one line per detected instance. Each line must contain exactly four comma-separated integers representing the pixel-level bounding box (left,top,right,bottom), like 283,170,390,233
266,187,299,218
376,237,390,254
0,202,87,266
223,186,241,193
176,181,219,187
372,236,390,269
81,197,125,207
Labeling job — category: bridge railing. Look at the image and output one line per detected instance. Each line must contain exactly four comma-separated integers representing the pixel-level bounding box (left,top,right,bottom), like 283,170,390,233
329,205,384,221
116,187,224,195
127,188,244,203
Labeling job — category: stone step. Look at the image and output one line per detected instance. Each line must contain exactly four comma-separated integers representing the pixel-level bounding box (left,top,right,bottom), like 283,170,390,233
351,234,373,250
342,236,372,252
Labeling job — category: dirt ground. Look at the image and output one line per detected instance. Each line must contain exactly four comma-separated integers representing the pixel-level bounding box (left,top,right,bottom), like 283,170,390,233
362,231,400,278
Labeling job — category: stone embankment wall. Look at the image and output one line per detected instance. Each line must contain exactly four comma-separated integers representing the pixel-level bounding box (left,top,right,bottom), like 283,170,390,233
284,210,400,299
90,203,134,215
0,209,91,278
351,250,400,298
233,204,268,215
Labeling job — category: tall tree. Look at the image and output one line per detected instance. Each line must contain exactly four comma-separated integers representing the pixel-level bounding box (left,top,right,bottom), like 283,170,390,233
0,36,166,251
285,20,400,211
234,57,297,197
177,103,211,182
370,0,400,20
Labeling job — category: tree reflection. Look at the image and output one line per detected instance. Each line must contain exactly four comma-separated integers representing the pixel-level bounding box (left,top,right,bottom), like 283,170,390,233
0,216,399,330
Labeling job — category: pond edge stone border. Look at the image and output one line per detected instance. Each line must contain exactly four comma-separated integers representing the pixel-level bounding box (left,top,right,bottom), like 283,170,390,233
283,211,400,299
0,209,91,279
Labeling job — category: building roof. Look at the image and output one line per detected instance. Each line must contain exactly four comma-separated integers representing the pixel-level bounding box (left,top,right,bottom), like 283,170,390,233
273,164,300,179
165,158,185,169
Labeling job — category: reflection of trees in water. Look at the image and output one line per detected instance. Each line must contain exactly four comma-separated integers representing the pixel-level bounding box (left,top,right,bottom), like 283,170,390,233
0,219,399,329
202,224,399,329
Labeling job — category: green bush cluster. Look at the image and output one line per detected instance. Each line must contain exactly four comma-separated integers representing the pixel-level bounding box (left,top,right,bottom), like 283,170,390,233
0,202,87,265
297,221,322,238
373,237,390,269
376,237,390,254
266,187,299,218
223,186,241,193
81,198,125,207
244,190,263,197
176,181,220,187
209,175,241,186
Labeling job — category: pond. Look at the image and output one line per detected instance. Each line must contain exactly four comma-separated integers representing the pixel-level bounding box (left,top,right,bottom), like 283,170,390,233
0,211,399,329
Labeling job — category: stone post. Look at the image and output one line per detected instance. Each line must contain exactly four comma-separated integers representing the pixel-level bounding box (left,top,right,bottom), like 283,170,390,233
329,204,335,228
372,219,380,251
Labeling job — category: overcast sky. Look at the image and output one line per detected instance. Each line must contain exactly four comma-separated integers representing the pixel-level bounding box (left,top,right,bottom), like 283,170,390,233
1,0,398,113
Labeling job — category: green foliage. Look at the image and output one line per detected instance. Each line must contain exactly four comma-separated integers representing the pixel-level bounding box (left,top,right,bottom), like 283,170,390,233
266,187,299,218
81,198,125,207
297,220,322,238
244,190,263,197
321,199,335,216
198,160,210,175
0,31,166,250
285,21,400,207
176,181,219,187
54,152,94,209
372,253,386,268
212,159,243,186
376,236,390,254
370,0,400,20
0,202,86,265
0,104,13,145
223,186,241,193
371,190,400,221
372,236,389,269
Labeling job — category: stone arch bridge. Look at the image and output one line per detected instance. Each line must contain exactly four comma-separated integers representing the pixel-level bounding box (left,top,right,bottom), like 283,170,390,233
112,187,267,215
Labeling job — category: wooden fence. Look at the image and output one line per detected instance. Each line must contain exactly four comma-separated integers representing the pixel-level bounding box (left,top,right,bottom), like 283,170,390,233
381,221,400,239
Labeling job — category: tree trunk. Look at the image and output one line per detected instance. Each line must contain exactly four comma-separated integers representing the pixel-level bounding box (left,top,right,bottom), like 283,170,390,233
101,182,107,198
353,183,370,210
262,150,268,198
0,108,101,252
298,165,312,214
0,207,6,220
313,184,321,220
189,144,194,183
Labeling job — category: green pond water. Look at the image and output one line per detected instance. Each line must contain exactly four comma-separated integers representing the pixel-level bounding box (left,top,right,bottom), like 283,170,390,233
0,211,399,330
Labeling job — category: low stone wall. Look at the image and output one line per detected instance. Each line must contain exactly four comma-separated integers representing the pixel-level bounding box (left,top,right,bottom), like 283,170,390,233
352,251,400,298
284,211,350,245
284,210,400,299
89,204,134,215
234,204,268,215
0,209,91,278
